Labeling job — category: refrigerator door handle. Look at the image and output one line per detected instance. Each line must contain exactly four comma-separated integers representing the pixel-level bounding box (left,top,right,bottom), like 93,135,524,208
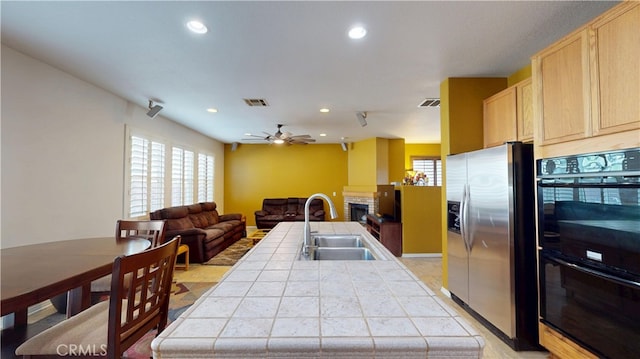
464,183,473,252
460,184,470,252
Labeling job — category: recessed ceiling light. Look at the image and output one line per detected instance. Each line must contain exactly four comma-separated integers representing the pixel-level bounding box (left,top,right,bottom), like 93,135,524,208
348,26,367,39
319,133,327,137
207,108,218,113
187,20,208,34
319,108,330,113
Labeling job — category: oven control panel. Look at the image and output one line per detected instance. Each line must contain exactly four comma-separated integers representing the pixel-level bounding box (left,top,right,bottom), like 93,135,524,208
538,147,640,176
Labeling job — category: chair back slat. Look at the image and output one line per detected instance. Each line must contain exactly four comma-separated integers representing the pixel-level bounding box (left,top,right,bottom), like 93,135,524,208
107,235,180,358
116,219,166,247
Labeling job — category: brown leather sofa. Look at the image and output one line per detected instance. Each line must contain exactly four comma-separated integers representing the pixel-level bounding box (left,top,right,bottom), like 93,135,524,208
150,202,245,263
255,198,325,229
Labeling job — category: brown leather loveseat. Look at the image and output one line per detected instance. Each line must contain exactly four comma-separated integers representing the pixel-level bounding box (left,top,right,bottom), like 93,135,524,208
150,202,245,263
255,197,325,229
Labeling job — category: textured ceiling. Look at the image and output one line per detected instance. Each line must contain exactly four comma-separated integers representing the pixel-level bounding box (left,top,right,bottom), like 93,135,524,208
1,1,618,144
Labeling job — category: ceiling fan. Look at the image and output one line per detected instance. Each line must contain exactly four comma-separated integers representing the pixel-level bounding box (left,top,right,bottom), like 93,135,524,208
244,124,316,145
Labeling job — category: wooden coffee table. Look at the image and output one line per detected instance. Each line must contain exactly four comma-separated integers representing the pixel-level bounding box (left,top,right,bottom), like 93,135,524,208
247,229,270,245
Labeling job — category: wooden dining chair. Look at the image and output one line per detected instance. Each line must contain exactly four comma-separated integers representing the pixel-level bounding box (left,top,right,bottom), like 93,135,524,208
91,220,167,298
16,236,181,359
115,219,167,247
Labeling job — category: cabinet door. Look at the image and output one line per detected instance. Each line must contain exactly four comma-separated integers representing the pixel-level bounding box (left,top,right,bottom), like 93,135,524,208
516,78,533,142
591,3,640,136
483,86,516,148
535,29,590,145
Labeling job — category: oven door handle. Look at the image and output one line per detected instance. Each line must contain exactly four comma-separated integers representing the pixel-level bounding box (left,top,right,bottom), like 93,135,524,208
550,256,640,290
537,181,640,188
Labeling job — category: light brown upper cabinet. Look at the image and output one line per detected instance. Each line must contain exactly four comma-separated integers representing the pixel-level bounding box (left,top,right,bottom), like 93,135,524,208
533,29,590,146
516,78,534,143
483,86,516,148
483,79,533,148
590,3,640,136
532,2,639,152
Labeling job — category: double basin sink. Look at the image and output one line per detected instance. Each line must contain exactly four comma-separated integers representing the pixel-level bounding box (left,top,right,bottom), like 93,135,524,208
303,234,377,261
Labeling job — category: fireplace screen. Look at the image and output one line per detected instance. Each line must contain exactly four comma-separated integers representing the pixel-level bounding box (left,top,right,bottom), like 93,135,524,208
349,203,368,223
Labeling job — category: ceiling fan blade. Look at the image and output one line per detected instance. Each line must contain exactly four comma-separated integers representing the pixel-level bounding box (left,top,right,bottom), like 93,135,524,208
245,124,315,145
288,134,311,139
289,138,315,144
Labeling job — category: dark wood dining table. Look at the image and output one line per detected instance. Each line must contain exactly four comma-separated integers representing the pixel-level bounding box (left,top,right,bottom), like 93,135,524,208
1,237,150,327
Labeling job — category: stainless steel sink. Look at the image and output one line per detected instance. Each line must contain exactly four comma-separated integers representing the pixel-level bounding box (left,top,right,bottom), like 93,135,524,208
312,234,364,248
312,247,376,260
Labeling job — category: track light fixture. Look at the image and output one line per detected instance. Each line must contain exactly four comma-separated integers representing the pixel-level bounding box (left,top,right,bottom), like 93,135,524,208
146,100,163,119
356,111,367,127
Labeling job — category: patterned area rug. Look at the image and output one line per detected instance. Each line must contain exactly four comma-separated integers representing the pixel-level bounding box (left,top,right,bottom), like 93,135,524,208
203,237,253,266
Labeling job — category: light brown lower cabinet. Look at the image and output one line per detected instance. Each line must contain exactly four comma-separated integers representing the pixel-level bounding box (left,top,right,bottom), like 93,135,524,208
539,322,598,359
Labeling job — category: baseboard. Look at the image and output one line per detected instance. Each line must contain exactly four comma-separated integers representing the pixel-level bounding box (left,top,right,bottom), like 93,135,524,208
440,286,451,298
401,253,442,258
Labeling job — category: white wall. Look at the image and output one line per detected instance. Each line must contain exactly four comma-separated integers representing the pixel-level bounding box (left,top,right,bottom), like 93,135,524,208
1,45,224,249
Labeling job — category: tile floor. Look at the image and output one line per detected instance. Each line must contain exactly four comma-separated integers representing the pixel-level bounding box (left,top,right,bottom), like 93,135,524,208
173,257,549,359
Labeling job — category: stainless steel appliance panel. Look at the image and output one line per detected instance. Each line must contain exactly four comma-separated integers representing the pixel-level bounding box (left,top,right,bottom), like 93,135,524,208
446,153,469,303
467,145,515,337
446,142,538,351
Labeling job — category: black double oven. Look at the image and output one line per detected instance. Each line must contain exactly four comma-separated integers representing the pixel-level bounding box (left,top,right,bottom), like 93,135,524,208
537,147,640,359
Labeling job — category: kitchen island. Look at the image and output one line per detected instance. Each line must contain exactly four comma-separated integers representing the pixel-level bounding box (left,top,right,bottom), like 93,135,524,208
152,222,484,358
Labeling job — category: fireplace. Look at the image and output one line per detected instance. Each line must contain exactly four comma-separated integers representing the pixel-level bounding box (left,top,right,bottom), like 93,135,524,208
349,203,369,223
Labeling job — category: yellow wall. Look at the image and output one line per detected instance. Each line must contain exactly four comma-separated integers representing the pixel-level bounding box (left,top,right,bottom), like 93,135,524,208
224,143,348,226
508,64,532,86
404,143,441,169
347,138,378,187
388,139,406,184
400,186,442,254
376,138,389,185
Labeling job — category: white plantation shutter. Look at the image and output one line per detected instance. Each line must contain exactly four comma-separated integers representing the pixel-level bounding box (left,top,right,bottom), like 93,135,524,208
129,136,148,217
129,136,165,217
184,150,194,203
171,147,195,206
126,127,215,216
198,153,215,202
150,142,165,212
412,158,442,186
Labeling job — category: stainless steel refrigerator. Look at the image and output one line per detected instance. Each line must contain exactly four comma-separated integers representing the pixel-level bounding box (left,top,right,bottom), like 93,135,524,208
446,142,539,351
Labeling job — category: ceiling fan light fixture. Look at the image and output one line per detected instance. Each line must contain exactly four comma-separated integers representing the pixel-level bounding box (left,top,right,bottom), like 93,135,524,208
273,138,285,144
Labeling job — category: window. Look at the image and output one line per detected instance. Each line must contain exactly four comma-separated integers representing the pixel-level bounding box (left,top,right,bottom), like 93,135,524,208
198,153,214,202
126,126,216,217
129,136,165,217
412,157,442,186
171,147,194,206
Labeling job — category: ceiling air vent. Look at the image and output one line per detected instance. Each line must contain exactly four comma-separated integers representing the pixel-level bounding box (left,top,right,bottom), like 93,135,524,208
419,98,440,108
243,98,269,107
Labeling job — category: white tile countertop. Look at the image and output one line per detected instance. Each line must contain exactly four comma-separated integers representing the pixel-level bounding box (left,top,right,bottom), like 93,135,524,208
152,222,484,358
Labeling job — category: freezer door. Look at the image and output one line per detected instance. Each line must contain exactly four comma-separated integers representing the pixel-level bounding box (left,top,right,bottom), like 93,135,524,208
466,144,516,338
446,153,469,303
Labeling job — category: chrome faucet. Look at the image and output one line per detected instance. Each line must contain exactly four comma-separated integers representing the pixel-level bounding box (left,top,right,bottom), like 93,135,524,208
302,193,339,257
